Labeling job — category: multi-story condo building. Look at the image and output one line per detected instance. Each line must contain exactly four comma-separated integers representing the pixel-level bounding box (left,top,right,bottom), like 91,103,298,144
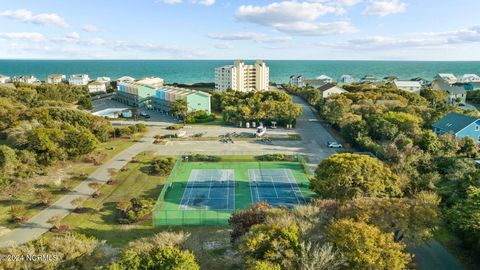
215,60,269,92
47,74,66,84
13,75,40,84
116,78,211,114
88,81,107,93
69,74,90,85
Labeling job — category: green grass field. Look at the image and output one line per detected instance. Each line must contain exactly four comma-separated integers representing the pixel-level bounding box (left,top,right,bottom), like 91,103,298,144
153,159,315,226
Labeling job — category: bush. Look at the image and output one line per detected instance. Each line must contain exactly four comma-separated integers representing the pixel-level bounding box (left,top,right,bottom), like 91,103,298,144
255,154,294,161
36,189,53,206
166,124,184,130
229,201,272,243
187,154,221,162
9,205,27,223
151,157,175,175
116,198,154,224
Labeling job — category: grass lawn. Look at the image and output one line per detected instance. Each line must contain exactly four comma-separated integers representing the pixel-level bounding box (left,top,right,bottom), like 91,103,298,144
0,133,144,229
57,151,166,247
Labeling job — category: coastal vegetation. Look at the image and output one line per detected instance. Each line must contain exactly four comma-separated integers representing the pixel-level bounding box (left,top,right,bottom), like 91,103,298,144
0,82,146,228
211,90,303,127
286,82,480,267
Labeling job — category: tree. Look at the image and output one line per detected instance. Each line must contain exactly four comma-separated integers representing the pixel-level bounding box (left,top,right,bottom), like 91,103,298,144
459,136,478,158
110,246,199,270
63,126,99,158
312,154,403,200
248,260,281,270
78,95,93,110
170,99,188,123
326,219,412,270
27,128,66,165
297,242,346,270
418,130,441,153
241,223,301,270
229,201,272,242
446,186,480,251
337,193,440,242
0,145,18,184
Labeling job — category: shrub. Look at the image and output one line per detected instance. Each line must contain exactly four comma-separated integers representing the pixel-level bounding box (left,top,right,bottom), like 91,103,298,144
255,154,294,161
187,154,221,162
150,157,175,175
36,189,53,206
116,198,154,224
166,124,184,130
229,201,272,243
9,205,27,223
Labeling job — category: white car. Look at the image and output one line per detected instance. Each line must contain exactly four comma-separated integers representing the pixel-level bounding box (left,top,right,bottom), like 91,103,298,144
327,142,343,148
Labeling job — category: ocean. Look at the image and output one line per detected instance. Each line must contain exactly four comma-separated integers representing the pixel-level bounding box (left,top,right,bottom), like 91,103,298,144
0,60,479,84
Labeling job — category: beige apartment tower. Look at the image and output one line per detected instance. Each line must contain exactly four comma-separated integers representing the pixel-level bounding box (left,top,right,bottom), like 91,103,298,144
215,60,269,92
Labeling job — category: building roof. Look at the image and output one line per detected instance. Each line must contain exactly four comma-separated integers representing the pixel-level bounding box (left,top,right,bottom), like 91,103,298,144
317,83,346,93
137,77,164,88
117,76,135,82
394,80,422,88
89,81,106,86
316,75,333,80
432,112,478,134
48,74,65,78
433,80,466,95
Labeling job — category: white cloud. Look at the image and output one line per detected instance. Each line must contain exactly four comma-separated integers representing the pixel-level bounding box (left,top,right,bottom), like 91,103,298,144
82,24,100,32
192,0,215,6
0,9,68,28
235,1,355,35
363,0,406,17
212,42,233,49
0,32,45,42
156,0,215,5
208,32,292,43
311,25,480,50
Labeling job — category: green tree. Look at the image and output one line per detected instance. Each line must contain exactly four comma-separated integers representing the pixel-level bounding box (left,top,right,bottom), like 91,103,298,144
63,126,99,158
0,145,18,184
27,128,66,165
312,154,403,200
459,136,478,158
418,130,441,153
170,99,188,123
326,219,412,270
77,95,93,110
241,223,301,270
111,246,199,270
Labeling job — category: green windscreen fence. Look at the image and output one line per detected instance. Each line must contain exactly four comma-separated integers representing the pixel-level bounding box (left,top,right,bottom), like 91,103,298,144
152,155,315,227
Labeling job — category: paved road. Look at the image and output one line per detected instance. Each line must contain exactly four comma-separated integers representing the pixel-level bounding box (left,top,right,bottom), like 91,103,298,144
410,240,464,270
0,128,159,248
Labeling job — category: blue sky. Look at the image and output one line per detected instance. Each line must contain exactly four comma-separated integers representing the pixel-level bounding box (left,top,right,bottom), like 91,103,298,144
1,0,480,60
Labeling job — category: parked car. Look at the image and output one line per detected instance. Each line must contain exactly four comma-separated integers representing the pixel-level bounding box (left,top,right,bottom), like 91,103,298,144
139,112,150,118
327,141,343,148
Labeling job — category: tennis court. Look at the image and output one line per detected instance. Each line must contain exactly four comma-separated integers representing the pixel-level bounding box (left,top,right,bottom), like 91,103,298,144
179,169,235,210
152,156,315,226
249,169,306,207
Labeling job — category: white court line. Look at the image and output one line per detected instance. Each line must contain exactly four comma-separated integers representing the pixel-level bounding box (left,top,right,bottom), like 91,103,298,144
269,175,280,198
179,169,199,210
207,175,213,199
284,169,305,204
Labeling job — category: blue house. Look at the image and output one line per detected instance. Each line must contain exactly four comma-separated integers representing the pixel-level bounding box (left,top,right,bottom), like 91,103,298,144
463,82,480,91
432,112,480,143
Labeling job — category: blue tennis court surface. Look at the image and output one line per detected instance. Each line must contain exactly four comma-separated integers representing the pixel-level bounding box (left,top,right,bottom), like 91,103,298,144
179,169,235,210
249,169,306,207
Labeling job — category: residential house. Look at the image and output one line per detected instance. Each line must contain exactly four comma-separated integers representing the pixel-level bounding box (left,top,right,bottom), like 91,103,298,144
69,74,90,85
432,80,467,104
88,81,107,93
13,75,40,84
338,75,355,84
434,73,457,84
96,76,111,86
464,82,480,91
360,75,378,84
289,75,305,87
316,75,333,84
393,80,422,94
0,74,10,84
304,79,327,87
458,74,480,83
117,76,136,83
432,112,480,143
318,83,347,99
47,74,66,84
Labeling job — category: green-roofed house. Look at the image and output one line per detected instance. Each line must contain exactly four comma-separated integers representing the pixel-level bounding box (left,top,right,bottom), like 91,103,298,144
432,112,480,143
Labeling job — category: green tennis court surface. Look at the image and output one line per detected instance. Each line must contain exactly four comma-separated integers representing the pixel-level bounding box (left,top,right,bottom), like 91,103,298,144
152,157,315,226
